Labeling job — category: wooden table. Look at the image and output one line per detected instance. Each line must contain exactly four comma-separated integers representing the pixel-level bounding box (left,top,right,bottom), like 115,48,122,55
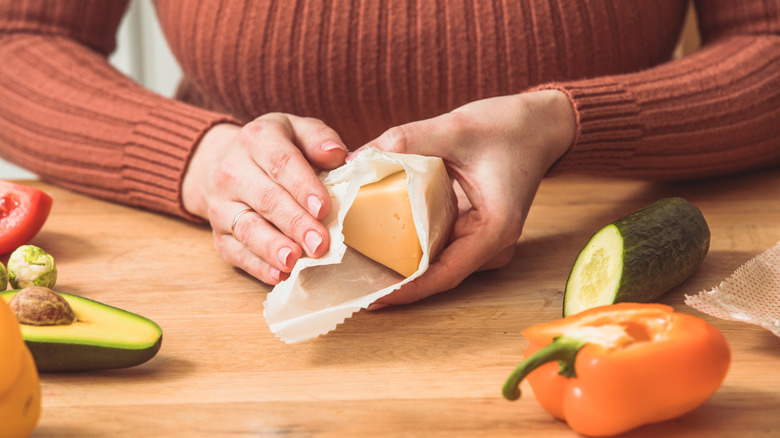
17,167,780,437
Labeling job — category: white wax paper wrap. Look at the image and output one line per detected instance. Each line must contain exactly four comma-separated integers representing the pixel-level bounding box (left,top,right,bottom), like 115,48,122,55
685,241,780,337
263,148,457,343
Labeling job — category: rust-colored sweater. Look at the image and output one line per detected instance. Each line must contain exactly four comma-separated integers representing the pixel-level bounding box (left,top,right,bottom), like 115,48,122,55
0,1,778,220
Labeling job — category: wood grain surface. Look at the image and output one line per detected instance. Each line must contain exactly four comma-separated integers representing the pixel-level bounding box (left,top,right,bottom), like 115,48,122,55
15,167,780,437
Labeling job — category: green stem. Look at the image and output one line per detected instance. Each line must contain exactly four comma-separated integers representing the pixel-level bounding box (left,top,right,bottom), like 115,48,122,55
502,336,587,401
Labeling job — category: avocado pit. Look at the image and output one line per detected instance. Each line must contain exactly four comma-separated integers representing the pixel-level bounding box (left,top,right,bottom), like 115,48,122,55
9,286,76,326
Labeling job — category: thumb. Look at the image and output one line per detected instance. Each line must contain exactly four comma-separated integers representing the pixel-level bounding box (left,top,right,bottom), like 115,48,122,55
352,116,452,161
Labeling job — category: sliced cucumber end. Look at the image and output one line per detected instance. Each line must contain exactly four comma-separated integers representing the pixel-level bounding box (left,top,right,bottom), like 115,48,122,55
563,224,624,317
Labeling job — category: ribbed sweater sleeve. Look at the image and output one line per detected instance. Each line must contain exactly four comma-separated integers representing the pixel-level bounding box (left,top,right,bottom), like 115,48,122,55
0,1,237,220
541,1,780,180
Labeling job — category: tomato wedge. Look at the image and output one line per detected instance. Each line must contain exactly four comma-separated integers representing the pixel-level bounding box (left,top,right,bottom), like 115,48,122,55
0,181,52,255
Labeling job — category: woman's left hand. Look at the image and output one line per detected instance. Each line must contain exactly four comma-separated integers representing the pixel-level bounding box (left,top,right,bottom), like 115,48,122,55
354,89,576,308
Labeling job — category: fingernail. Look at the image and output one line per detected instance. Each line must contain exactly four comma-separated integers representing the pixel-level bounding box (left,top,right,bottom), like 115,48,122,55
304,230,324,255
321,141,347,153
345,146,365,163
277,247,292,267
307,195,322,217
367,302,388,311
269,267,282,282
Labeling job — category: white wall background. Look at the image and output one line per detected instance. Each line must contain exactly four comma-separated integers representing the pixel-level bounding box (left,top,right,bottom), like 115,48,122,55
0,0,182,180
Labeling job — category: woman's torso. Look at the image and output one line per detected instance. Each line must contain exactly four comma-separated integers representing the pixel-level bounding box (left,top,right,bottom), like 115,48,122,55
155,0,688,147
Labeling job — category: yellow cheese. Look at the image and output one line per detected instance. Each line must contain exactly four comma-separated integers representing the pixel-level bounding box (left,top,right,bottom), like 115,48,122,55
342,170,422,277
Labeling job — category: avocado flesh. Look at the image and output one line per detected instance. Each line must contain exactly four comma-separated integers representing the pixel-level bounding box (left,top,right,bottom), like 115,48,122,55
1,290,162,372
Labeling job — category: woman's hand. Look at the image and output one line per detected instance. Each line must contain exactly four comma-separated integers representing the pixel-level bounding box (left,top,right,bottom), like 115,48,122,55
182,113,348,285
357,89,576,307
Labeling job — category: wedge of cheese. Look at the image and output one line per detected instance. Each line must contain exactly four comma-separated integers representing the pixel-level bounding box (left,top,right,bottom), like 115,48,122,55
342,170,422,277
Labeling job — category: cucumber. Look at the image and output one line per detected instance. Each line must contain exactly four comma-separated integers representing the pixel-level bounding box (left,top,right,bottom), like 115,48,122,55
563,197,710,316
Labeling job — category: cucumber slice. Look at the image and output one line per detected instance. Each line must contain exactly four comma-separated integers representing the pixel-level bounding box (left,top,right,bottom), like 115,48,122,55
563,197,710,316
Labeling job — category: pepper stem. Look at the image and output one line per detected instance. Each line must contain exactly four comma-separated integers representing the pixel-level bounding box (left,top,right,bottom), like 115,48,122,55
502,336,587,401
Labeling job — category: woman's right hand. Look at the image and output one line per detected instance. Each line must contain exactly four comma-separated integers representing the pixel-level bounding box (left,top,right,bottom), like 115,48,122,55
181,113,348,285
354,90,575,307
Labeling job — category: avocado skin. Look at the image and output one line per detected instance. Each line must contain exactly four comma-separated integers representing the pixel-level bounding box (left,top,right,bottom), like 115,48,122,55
1,290,163,373
613,197,711,304
27,336,162,373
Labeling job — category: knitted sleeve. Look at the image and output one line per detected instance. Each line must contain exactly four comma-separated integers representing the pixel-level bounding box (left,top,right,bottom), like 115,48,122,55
542,0,780,180
0,0,238,220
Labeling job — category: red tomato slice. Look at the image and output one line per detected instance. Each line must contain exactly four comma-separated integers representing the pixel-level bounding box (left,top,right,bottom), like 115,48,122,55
0,181,53,255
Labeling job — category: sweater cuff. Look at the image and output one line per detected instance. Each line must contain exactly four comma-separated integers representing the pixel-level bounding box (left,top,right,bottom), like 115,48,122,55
124,102,239,222
531,80,644,175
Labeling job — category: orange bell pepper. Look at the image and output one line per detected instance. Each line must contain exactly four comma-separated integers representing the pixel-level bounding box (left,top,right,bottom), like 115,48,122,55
1,291,41,437
502,303,730,437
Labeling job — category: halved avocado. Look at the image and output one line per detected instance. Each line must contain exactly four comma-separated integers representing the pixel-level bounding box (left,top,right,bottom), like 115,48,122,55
1,290,162,372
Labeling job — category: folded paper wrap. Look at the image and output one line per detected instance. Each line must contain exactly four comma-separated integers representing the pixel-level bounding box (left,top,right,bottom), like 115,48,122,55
685,240,780,337
263,148,457,343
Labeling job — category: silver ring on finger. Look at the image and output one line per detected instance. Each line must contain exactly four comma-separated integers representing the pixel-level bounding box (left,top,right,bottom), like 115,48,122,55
231,208,255,241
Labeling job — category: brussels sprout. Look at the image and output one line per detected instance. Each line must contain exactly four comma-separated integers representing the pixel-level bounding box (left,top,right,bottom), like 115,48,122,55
0,262,6,290
8,245,57,289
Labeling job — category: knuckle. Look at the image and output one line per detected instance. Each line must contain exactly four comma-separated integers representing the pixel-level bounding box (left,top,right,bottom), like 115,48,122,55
494,246,516,268
440,112,471,140
260,112,286,121
206,202,223,225
379,125,411,153
214,227,279,284
241,216,262,240
266,149,293,180
258,114,290,133
286,209,310,237
212,163,235,189
255,187,282,216
241,120,265,142
297,115,318,126
234,250,256,274
443,270,467,290
505,214,526,241
435,258,466,290
240,253,277,285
